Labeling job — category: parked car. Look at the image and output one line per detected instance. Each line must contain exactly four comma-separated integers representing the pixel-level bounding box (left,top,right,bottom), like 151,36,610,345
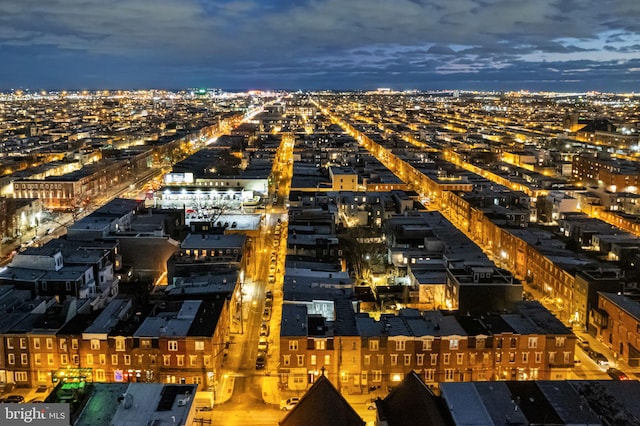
607,368,630,380
260,323,270,337
262,308,271,321
256,352,266,369
576,336,590,349
258,338,268,353
4,395,25,403
587,349,609,367
280,397,300,411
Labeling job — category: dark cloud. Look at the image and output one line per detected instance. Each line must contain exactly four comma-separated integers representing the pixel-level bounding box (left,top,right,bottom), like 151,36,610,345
0,0,638,90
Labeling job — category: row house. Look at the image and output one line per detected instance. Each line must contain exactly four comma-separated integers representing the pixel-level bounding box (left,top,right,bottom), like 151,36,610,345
279,301,575,393
2,297,229,389
12,156,145,211
0,239,120,310
445,189,579,323
355,128,586,323
279,301,360,393
594,292,640,366
7,297,94,388
167,233,247,283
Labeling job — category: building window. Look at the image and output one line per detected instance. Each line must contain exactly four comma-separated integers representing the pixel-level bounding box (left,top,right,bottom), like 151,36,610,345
324,355,331,365
91,340,100,350
111,355,118,365
377,355,384,365
369,340,379,351
177,356,184,367
115,338,125,352
416,354,424,366
423,340,432,351
48,354,54,365
390,354,398,365
396,340,405,351
289,340,298,351
315,340,326,350
476,338,485,349
297,355,304,366
124,355,131,365
457,353,464,365
20,353,28,365
510,338,517,349
283,355,291,366
163,355,171,366
549,352,556,363
531,368,539,380
449,339,459,350
72,355,79,365
430,354,438,365
190,355,197,366
564,351,571,364
364,355,371,366
310,355,316,366
509,352,516,363
555,337,566,347
535,352,542,363
168,341,178,351
34,354,41,365
100,354,106,365
46,338,53,350
6,338,13,349
33,338,40,350
528,337,538,348
20,338,27,349
425,369,435,382
372,371,382,382
404,354,411,366
59,339,67,351
195,341,205,351
95,369,106,382
86,354,93,365
8,354,15,365
72,339,78,350
14,372,27,382
444,369,455,382
443,353,450,365
523,352,529,363
204,356,211,366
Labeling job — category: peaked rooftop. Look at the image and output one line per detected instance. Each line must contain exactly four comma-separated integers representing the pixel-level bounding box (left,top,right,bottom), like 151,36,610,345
280,375,364,426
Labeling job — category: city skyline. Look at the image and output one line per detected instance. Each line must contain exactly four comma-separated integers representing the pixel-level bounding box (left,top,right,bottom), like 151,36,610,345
1,0,640,92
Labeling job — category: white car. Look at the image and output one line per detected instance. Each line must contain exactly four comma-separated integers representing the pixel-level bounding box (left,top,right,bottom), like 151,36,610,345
280,397,300,411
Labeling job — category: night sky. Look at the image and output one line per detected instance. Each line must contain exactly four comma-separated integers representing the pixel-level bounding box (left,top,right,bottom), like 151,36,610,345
2,0,640,92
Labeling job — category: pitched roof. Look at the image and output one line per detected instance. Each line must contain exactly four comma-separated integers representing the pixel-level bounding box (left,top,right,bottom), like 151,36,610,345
280,375,365,426
378,371,452,426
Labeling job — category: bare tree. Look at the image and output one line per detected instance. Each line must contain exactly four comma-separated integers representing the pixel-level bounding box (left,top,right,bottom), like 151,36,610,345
338,226,386,282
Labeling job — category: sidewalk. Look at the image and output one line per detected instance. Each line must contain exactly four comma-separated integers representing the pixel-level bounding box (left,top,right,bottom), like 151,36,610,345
214,374,235,405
